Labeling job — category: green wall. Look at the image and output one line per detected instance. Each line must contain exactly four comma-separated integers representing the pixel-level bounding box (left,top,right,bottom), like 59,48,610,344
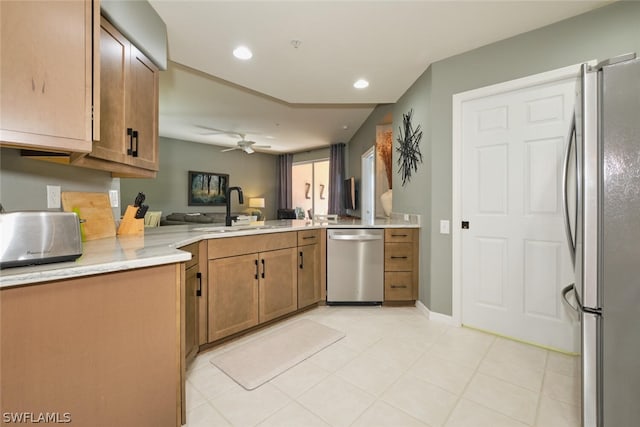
348,1,640,314
0,148,119,218
120,137,278,220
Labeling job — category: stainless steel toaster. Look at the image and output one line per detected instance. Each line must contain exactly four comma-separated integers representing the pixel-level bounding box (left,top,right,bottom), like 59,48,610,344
0,211,83,269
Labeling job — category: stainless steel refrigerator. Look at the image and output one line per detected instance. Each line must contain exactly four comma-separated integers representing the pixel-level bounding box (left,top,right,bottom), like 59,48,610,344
562,53,640,427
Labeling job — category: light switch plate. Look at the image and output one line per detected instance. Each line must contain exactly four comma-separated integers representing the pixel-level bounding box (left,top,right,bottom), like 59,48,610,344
440,220,450,234
109,190,119,208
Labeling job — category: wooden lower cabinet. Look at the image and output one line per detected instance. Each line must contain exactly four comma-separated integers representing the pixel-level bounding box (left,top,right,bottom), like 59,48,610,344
208,254,260,342
384,228,419,302
185,263,199,365
259,248,298,323
180,241,206,366
298,233,321,308
207,232,299,342
0,264,182,427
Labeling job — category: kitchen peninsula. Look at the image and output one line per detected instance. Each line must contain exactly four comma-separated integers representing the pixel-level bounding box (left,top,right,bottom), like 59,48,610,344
1,216,419,427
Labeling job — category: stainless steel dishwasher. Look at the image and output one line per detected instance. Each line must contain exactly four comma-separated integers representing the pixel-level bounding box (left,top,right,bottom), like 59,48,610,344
326,228,384,304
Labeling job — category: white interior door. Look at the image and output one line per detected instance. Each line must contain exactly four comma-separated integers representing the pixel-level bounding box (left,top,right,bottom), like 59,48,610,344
461,77,579,352
361,147,375,224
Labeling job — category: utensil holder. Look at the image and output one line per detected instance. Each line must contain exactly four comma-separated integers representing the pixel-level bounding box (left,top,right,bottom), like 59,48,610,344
117,205,144,236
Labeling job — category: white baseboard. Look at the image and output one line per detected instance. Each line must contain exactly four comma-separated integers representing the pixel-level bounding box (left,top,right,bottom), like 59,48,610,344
415,301,459,326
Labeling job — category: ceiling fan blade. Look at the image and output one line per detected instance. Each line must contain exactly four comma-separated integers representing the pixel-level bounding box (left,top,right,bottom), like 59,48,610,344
254,145,271,149
220,147,239,152
195,125,228,134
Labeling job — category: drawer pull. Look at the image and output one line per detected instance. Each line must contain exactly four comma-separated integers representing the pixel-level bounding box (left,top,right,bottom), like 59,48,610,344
391,234,408,237
302,236,316,240
390,256,408,259
127,128,134,155
391,284,408,289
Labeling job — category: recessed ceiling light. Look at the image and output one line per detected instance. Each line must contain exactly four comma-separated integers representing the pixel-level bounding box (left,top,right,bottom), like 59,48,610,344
233,46,253,60
353,79,369,89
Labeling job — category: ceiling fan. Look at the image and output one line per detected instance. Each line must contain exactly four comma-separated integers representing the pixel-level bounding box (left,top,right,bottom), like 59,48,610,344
221,134,271,154
197,125,271,154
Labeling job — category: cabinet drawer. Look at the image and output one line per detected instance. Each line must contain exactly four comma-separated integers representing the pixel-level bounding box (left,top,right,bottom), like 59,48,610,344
384,272,414,301
297,229,321,246
385,229,414,243
180,242,199,270
208,232,297,259
385,243,413,271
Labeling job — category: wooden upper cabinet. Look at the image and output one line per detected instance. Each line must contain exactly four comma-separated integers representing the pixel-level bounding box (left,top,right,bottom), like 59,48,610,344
0,0,98,152
90,19,128,164
127,45,159,170
82,16,159,173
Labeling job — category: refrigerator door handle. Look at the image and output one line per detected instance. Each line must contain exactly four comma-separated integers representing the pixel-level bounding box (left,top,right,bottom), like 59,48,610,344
562,114,577,267
561,283,582,313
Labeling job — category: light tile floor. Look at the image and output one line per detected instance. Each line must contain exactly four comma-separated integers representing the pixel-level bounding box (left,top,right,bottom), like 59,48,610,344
185,306,581,427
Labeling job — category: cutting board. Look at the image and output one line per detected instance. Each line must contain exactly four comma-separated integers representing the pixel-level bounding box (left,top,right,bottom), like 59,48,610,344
61,192,116,241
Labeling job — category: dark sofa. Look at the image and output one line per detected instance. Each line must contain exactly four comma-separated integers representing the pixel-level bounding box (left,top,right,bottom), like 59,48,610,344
160,210,263,226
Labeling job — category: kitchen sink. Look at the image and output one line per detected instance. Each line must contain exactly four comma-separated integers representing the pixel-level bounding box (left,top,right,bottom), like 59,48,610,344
192,225,279,233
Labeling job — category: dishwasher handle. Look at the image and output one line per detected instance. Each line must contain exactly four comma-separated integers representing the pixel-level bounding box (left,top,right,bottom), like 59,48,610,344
329,233,383,241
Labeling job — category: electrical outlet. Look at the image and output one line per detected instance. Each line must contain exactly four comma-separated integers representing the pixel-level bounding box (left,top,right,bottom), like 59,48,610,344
109,190,119,208
47,185,61,209
440,220,450,234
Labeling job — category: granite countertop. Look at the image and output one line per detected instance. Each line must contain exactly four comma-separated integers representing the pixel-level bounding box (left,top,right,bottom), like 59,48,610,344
0,215,420,289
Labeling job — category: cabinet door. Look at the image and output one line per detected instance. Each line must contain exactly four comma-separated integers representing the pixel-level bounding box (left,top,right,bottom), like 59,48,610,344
208,255,259,341
0,0,94,152
185,265,199,367
298,244,320,308
127,45,159,170
259,248,297,323
91,17,129,164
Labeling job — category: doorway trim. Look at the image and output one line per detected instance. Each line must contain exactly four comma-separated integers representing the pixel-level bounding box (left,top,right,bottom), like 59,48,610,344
451,62,593,327
361,146,376,224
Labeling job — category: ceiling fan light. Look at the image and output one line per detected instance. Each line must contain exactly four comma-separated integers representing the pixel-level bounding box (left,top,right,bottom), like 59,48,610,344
244,146,255,154
233,46,253,60
353,79,369,89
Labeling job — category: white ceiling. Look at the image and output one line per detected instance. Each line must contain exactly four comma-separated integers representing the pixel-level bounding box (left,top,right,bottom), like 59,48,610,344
149,0,611,154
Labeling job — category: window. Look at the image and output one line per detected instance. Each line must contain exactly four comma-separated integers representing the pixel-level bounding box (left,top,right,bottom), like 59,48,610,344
292,159,329,219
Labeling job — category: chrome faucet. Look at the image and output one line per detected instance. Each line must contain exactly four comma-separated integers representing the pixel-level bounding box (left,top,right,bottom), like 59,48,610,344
225,186,244,226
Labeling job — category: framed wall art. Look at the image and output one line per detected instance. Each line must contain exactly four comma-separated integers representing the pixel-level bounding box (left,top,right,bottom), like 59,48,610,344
188,171,229,206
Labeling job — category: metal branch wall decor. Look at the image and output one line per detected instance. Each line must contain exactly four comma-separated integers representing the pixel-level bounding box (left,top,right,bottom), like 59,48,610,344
396,108,423,186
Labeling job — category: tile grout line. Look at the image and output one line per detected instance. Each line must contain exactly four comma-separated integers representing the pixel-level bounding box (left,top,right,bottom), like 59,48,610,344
439,332,497,426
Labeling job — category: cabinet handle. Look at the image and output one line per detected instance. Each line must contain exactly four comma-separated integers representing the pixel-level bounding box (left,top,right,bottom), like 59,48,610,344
127,128,134,155
261,259,266,279
196,272,202,297
302,236,316,240
390,256,408,259
132,130,139,157
254,259,258,280
299,251,304,269
391,284,408,289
